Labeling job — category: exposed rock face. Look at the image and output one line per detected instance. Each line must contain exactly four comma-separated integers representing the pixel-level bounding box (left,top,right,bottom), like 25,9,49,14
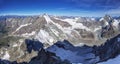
100,15,120,38
25,39,43,53
0,48,71,64
0,39,39,63
101,24,115,38
93,34,120,62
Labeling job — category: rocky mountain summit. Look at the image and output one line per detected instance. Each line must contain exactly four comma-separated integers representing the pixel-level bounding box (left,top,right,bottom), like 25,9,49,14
0,14,120,64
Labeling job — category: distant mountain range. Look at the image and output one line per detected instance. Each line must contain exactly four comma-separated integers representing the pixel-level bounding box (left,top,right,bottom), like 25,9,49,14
0,14,120,64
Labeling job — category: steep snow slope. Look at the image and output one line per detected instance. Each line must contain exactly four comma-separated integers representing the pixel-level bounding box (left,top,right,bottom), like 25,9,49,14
43,14,53,23
35,29,54,45
16,23,32,32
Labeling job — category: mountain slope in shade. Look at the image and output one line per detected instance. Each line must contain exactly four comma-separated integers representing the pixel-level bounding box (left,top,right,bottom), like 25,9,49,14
0,34,120,64
93,34,120,63
47,34,120,64
47,40,99,64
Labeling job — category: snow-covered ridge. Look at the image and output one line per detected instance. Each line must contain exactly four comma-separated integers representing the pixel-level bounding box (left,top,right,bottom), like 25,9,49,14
62,18,91,31
21,31,36,37
12,23,32,34
53,16,92,31
43,14,53,24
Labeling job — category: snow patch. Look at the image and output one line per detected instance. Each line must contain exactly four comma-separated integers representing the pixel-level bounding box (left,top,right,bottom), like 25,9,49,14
2,51,10,60
13,23,32,34
91,18,95,21
21,31,36,37
100,18,104,21
35,29,54,45
112,19,119,28
74,43,84,47
63,19,91,31
50,28,59,37
94,26,102,32
63,28,72,34
0,51,3,55
19,39,24,43
13,43,18,47
105,21,109,26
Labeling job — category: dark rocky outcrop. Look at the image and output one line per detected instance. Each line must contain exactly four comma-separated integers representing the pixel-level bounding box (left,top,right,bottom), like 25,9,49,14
93,34,120,63
100,15,119,38
25,39,43,53
101,24,115,38
29,48,71,64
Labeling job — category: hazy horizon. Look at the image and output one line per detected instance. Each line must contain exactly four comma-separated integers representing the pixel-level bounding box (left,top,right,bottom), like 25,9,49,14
0,0,120,17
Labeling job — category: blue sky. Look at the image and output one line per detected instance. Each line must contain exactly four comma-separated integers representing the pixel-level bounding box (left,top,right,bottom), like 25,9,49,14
0,0,120,17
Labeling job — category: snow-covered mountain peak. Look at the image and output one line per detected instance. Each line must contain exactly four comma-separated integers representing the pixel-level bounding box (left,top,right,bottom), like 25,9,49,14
104,15,112,20
43,14,53,24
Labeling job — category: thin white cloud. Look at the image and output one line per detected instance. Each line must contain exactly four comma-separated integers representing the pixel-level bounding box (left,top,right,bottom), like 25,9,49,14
106,8,120,15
